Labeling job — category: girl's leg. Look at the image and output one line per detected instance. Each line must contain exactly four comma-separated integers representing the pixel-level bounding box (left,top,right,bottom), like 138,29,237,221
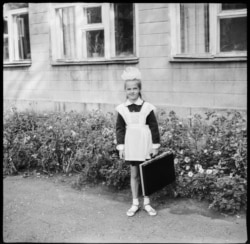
126,165,140,216
130,165,140,199
143,196,157,216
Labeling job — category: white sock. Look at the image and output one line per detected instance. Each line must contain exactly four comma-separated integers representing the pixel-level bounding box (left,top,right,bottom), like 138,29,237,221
132,198,139,206
144,196,150,205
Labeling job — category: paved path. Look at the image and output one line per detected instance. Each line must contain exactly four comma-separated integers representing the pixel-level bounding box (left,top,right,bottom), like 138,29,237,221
3,175,248,243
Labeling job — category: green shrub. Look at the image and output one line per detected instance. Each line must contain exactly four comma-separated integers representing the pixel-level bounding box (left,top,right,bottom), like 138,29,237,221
3,107,247,214
157,110,247,214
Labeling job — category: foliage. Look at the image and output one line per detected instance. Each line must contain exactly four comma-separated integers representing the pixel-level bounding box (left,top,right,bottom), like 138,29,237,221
157,110,247,214
3,107,247,214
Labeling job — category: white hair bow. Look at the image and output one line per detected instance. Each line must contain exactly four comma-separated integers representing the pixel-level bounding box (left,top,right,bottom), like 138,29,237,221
121,66,141,81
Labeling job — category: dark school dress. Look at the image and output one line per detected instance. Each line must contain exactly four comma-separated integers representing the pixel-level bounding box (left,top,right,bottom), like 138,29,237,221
116,100,160,166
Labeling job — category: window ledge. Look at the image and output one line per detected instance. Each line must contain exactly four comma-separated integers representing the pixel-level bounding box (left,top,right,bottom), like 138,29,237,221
170,55,247,62
4,61,32,67
51,57,139,66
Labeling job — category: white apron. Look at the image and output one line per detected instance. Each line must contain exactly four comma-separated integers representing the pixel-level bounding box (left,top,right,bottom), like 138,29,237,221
116,102,156,161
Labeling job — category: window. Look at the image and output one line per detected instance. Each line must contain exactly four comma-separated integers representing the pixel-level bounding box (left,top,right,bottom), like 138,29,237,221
170,3,247,59
218,4,247,53
50,3,137,62
114,3,134,57
3,18,9,60
3,3,31,64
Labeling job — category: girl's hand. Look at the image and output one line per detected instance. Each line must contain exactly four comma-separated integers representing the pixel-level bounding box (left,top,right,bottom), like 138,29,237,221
119,150,125,159
151,148,158,157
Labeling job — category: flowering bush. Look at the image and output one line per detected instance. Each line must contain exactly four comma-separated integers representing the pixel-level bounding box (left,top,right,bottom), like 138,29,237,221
3,107,247,214
3,108,130,189
158,110,247,214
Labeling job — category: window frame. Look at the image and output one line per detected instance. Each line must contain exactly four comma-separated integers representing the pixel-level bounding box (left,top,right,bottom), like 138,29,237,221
169,3,247,61
49,2,139,65
3,7,31,66
211,4,247,57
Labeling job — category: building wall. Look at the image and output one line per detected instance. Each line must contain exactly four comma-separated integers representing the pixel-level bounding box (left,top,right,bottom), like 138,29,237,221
3,3,247,117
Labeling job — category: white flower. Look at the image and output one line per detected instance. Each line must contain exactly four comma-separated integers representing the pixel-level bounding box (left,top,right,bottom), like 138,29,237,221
180,150,184,155
214,151,221,156
31,154,38,159
48,126,53,130
184,157,190,163
199,168,204,174
71,130,77,137
23,137,27,143
195,164,202,171
204,149,208,154
174,158,179,165
188,172,193,177
206,169,213,174
186,165,190,170
113,139,117,144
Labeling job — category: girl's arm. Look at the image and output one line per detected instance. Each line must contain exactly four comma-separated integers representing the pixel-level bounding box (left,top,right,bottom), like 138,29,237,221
146,110,160,149
116,112,126,150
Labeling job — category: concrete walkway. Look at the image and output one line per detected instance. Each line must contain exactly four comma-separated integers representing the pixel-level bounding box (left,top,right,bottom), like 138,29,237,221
3,175,248,243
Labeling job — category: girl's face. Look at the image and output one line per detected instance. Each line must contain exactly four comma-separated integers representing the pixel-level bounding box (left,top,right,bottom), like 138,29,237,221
125,80,140,102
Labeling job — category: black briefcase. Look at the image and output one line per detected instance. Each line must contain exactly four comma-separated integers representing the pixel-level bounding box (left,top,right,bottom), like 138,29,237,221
139,152,176,196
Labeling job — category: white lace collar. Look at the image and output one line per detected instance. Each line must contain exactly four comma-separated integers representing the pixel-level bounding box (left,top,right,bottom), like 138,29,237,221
125,97,144,106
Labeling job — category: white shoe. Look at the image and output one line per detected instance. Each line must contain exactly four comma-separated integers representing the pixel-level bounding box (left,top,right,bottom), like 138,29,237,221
126,204,140,217
143,204,157,216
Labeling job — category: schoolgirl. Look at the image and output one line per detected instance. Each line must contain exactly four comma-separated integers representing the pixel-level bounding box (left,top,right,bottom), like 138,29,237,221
115,66,160,217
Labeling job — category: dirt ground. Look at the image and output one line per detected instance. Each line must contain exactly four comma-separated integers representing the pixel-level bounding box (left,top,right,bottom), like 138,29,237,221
3,173,248,243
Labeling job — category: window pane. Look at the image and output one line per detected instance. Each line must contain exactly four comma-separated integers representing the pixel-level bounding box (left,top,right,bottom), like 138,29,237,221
220,17,247,52
58,7,76,59
180,4,209,54
14,13,31,60
3,18,9,60
114,3,134,57
4,19,8,34
86,7,101,24
222,3,247,10
86,30,104,58
4,37,9,61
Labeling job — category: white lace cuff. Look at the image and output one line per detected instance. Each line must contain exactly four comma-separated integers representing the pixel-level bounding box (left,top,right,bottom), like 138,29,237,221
152,144,160,149
116,144,125,151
